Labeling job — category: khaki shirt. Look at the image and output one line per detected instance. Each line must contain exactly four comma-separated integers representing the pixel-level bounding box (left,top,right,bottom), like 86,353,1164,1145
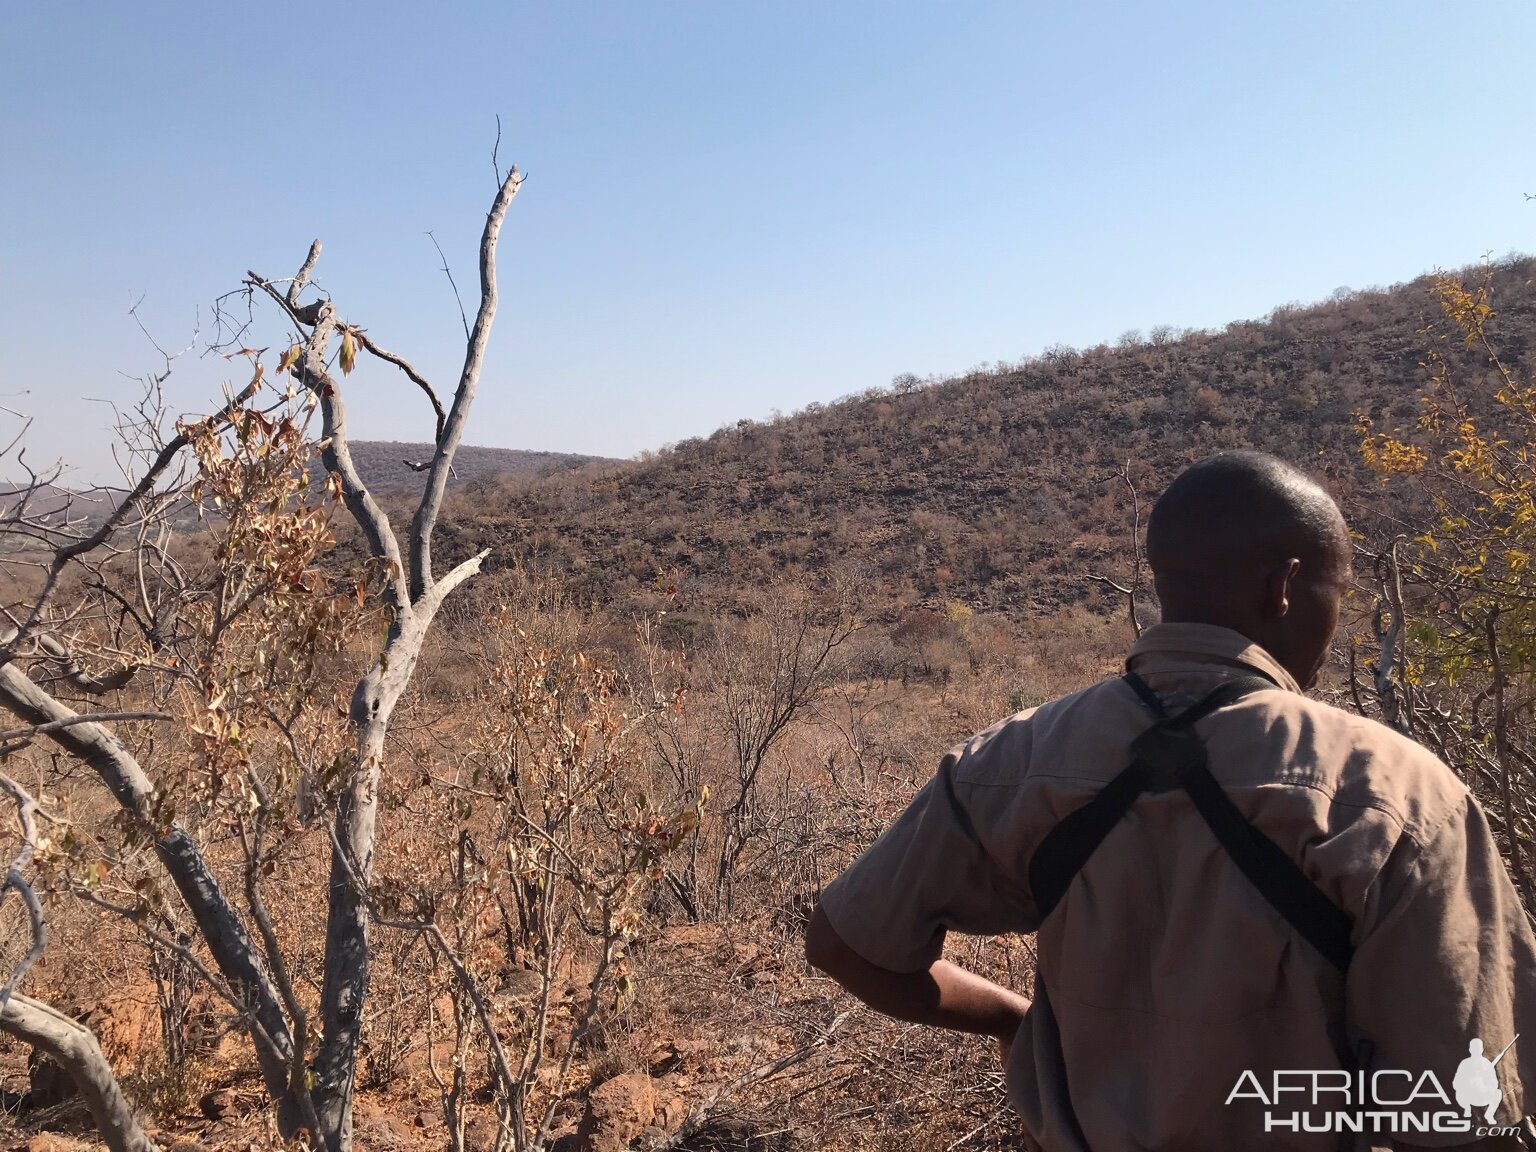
820,623,1536,1150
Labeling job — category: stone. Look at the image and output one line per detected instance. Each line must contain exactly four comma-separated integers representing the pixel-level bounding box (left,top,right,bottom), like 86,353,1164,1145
465,1113,499,1152
576,1071,657,1152
199,1086,236,1120
657,1095,689,1133
352,1103,413,1150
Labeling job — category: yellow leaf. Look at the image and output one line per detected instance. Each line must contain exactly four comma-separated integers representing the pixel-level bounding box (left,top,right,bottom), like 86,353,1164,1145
340,328,357,375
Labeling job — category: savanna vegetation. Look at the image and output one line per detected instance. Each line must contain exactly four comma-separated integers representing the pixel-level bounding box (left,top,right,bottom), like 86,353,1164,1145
436,258,1536,622
0,162,1530,1152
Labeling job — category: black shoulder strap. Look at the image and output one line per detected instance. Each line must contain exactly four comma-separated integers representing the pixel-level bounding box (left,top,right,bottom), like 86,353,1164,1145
1027,672,1354,973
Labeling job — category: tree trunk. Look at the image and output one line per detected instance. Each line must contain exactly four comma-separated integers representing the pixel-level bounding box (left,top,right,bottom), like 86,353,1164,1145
313,644,421,1150
312,757,381,1151
0,992,159,1152
0,662,306,1133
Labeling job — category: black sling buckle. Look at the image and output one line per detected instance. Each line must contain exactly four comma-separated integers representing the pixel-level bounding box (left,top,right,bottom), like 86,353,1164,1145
1027,672,1355,973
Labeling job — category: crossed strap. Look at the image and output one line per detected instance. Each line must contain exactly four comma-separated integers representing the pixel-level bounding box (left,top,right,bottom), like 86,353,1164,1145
1026,671,1355,973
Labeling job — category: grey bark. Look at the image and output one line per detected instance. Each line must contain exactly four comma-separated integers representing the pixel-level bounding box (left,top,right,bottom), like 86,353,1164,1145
295,164,521,1152
0,991,160,1152
1373,545,1411,736
0,661,305,1132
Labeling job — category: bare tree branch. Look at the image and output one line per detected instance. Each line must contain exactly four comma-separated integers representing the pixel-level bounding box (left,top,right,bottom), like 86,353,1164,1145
7,372,264,656
351,329,447,442
238,284,414,620
35,631,139,695
409,165,523,603
0,770,46,1011
427,230,472,344
0,772,158,1152
0,992,160,1152
288,239,323,309
0,711,171,753
1085,459,1143,637
1371,541,1411,737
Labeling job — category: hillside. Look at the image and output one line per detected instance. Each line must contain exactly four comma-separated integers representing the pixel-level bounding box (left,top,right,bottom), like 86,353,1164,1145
426,260,1535,621
0,483,116,521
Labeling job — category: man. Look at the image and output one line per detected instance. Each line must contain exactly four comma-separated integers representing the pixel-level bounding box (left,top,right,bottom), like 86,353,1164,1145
1457,1040,1505,1126
806,451,1536,1150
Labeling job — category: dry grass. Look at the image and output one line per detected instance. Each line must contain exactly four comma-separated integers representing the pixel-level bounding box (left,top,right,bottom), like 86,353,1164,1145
0,584,1123,1151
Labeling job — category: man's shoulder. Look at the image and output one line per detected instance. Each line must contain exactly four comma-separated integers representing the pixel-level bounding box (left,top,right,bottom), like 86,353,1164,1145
947,675,1140,785
1270,688,1439,758
1241,688,1468,845
955,676,1469,844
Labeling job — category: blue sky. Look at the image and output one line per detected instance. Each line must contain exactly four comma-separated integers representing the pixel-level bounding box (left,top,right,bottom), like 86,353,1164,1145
2,2,1533,481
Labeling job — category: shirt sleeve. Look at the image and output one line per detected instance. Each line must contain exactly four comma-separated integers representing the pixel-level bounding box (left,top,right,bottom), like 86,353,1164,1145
1347,791,1536,1133
817,739,1035,974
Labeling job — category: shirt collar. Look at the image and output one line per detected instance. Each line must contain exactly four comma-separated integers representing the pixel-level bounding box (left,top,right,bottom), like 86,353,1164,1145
1125,622,1303,695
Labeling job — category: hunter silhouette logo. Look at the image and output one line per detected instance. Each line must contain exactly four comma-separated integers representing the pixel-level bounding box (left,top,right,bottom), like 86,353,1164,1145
1454,1035,1518,1125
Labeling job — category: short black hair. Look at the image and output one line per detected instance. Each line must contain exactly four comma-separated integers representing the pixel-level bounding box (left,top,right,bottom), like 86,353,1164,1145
1146,451,1347,572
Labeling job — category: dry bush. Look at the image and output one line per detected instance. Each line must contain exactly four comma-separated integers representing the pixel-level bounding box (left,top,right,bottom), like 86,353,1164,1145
361,605,697,1152
1356,266,1536,915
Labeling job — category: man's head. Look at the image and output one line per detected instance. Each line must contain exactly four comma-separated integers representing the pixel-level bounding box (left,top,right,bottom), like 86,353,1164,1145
1146,451,1351,689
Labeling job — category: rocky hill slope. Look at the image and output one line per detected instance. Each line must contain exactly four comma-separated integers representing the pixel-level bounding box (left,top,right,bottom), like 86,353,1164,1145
426,259,1534,621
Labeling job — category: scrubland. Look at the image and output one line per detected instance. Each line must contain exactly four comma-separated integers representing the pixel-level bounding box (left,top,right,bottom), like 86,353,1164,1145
1,248,1532,1151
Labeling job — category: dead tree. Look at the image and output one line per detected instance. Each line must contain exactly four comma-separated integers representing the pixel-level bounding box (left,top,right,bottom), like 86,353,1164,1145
1368,540,1412,737
242,160,523,1149
0,157,523,1152
706,585,861,911
1085,459,1144,637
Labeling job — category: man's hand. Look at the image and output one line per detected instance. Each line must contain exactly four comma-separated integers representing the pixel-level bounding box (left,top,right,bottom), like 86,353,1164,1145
804,902,1029,1048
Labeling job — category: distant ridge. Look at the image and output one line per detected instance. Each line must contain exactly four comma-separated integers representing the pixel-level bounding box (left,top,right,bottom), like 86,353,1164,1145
0,443,609,543
311,441,610,495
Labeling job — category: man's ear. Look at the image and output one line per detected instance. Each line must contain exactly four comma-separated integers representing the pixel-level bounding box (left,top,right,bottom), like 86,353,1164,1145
1262,559,1302,619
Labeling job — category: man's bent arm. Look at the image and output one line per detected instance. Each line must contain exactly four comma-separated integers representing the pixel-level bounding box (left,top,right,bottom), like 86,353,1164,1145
804,902,1029,1042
